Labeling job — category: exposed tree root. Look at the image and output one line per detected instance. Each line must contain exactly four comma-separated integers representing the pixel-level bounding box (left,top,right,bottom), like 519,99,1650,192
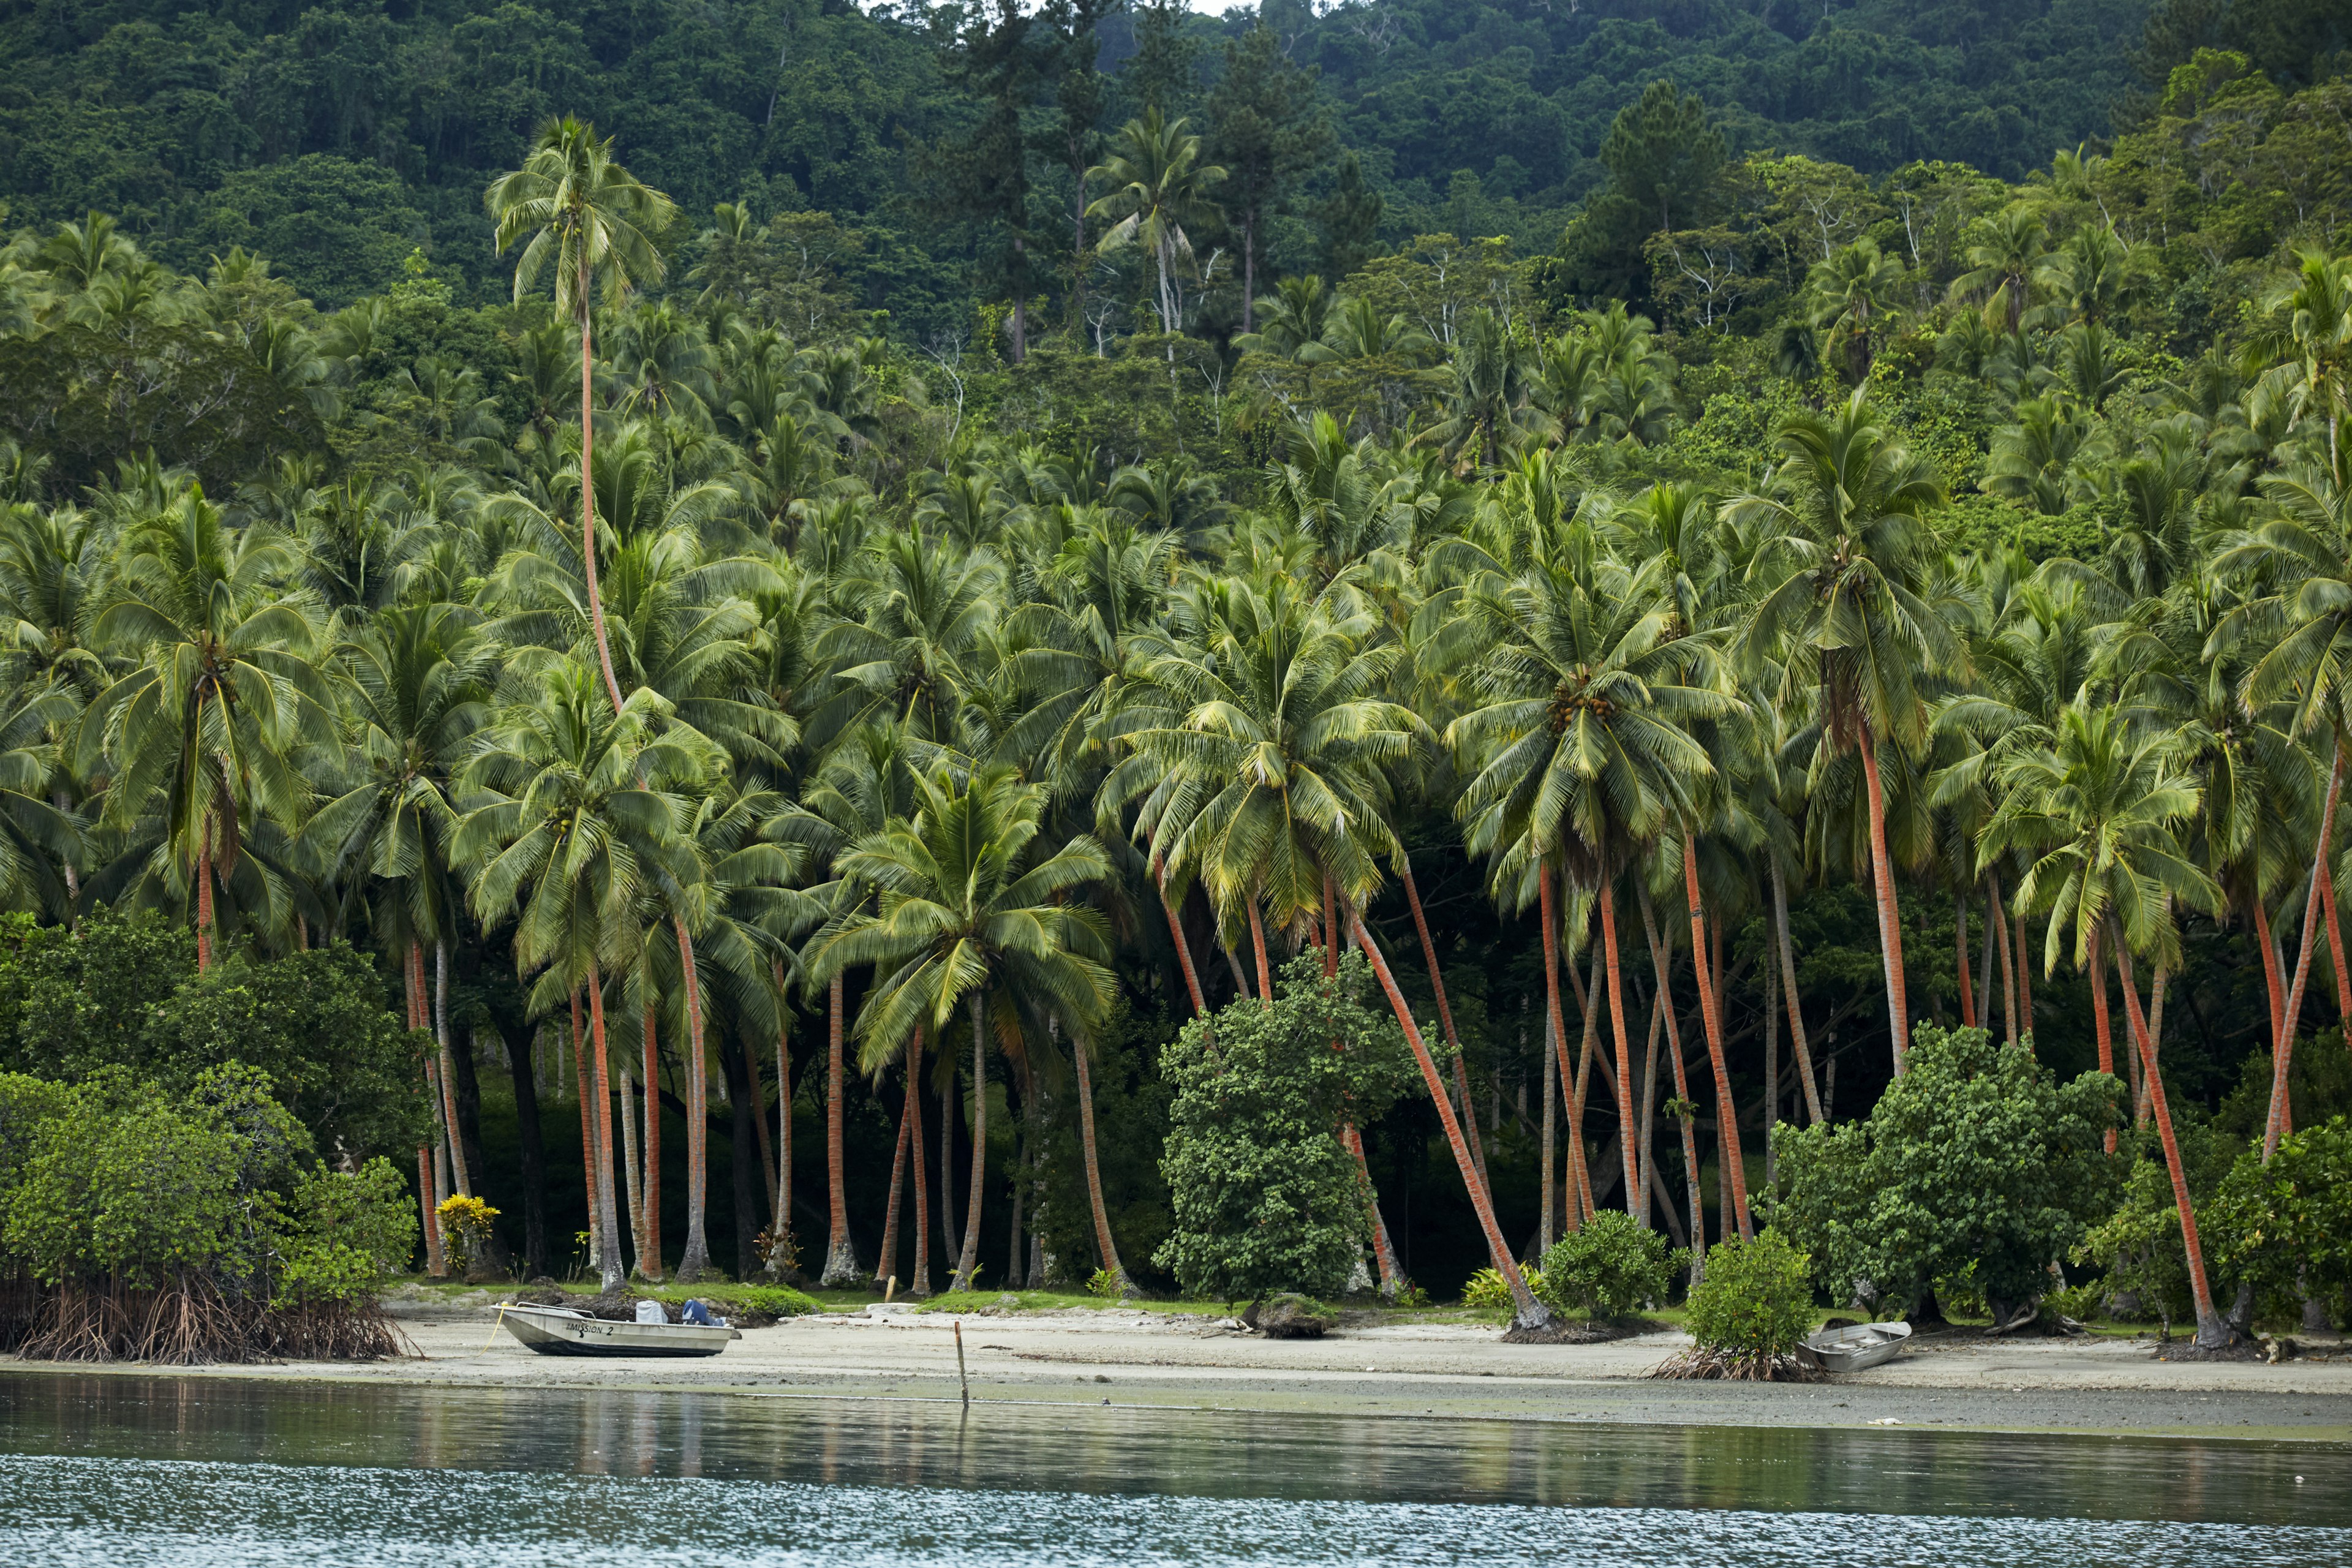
1649,1347,1826,1382
7,1278,405,1363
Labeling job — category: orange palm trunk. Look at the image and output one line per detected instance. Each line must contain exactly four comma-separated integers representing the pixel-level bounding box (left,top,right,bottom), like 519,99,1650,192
1403,861,1488,1184
639,1003,663,1280
821,972,856,1284
875,1031,916,1290
1073,1022,1133,1292
1248,900,1273,1004
1596,884,1645,1215
2114,937,2230,1347
1856,729,1910,1071
908,1027,932,1296
1954,888,1977,1030
570,992,599,1267
2088,922,2115,1155
585,965,625,1291
2268,747,2344,1161
1684,837,1751,1239
1350,908,1547,1326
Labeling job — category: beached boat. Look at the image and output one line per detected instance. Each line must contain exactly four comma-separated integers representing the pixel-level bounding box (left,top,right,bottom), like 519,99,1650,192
493,1303,742,1359
1800,1319,1912,1373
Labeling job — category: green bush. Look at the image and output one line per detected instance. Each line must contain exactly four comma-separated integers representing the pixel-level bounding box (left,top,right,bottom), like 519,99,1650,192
1537,1211,1674,1321
712,1284,821,1319
2206,1116,2352,1328
1686,1231,1815,1359
1155,952,1419,1305
1461,1266,1539,1311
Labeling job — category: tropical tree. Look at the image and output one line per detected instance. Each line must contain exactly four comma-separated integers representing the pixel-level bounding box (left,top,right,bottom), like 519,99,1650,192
485,116,680,712
1085,108,1226,343
1731,391,1951,1071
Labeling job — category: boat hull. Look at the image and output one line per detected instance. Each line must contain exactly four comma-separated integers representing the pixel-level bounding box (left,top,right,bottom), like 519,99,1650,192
1800,1320,1912,1374
495,1305,742,1359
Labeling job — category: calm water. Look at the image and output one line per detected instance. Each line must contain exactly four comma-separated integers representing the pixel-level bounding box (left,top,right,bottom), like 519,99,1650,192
1,1373,2346,1565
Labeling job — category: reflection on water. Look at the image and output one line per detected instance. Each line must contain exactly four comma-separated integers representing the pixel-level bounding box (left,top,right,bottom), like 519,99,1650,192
0,1374,2346,1566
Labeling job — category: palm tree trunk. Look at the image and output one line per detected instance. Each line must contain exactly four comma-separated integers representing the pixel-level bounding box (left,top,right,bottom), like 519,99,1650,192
1349,908,1548,1328
1954,886,1977,1030
1072,1017,1136,1294
1404,861,1488,1185
435,941,471,1197
2318,854,2351,1020
1770,860,1825,1123
821,973,859,1284
744,1035,774,1230
939,1039,958,1278
1763,948,1782,1189
2113,934,2230,1348
1991,875,2017,1046
1855,726,1910,1071
2013,907,2035,1039
1325,873,1399,1294
2267,745,2343,1162
875,1034,914,1292
676,921,714,1283
585,964,626,1294
1568,949,1602,1222
641,1003,663,1281
1684,837,1751,1240
195,846,214,971
570,992,600,1272
774,968,793,1253
1597,882,1646,1218
578,277,625,715
1539,1006,1555,1253
1980,878,2001,1039
2088,922,2116,1155
1638,981,1662,1227
417,1144,444,1277
910,1027,932,1296
619,1063,647,1274
1538,867,1586,1221
1248,899,1273,1004
1156,860,1209,1019
952,992,989,1291
1638,889,1706,1275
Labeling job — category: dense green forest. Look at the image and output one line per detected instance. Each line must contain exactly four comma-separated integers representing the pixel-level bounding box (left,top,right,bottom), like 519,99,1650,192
1,0,2350,1350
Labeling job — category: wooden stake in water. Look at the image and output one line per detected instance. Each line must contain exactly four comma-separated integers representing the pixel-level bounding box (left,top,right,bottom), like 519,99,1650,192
953,1317,970,1407
886,1273,898,1303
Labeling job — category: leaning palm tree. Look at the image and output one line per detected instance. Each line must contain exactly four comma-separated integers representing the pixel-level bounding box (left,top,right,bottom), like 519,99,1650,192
77,491,341,967
807,763,1115,1292
1085,108,1226,343
1730,391,1951,1072
452,659,716,1292
1980,694,2229,1348
486,117,679,714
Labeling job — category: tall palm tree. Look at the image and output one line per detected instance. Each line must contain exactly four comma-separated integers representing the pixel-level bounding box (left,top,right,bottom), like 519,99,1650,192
1980,694,2228,1347
2245,244,2351,474
486,116,680,713
453,660,715,1291
1807,238,1905,384
1730,391,1951,1072
809,763,1114,1292
1085,108,1226,342
1951,203,2048,336
77,492,341,967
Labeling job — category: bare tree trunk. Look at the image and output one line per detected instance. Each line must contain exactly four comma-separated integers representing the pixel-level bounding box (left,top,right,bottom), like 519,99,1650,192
570,993,599,1275
2014,907,2035,1039
1684,837,1751,1239
1771,860,1825,1123
1073,1016,1136,1293
2090,921,2116,1154
875,1037,915,1292
434,941,471,1197
676,920,714,1283
821,973,858,1284
2269,746,2344,1162
1980,878,2001,1039
1637,889,1705,1278
1954,886,1977,1030
640,1005,662,1280
1539,1006,1555,1255
620,1065,647,1275
585,965,626,1294
1639,982,1663,1227
1248,900,1273,1004
2114,935,2230,1348
1856,728,1910,1070
910,1028,932,1296
1350,908,1548,1329
1764,943,1782,1190
952,993,989,1290
1402,861,1488,1185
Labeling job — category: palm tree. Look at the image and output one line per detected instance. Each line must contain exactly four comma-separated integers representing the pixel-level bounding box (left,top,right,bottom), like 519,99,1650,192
452,660,715,1291
1418,309,1536,471
1807,238,1905,384
1449,529,1728,1237
486,116,680,714
1980,693,2228,1347
77,491,341,967
1951,203,2048,336
1085,108,1226,342
1730,391,1951,1072
808,763,1115,1292
2244,245,2351,473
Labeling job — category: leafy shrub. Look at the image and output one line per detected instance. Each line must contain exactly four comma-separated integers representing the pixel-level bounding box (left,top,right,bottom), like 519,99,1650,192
2206,1116,2352,1328
1773,1024,2119,1321
1086,1267,1123,1299
1461,1266,1539,1311
712,1285,820,1320
1686,1231,1814,1359
435,1196,501,1277
1538,1211,1675,1321
1156,952,1419,1305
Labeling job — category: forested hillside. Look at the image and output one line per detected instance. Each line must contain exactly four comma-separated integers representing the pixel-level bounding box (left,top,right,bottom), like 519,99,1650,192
1,0,2350,1344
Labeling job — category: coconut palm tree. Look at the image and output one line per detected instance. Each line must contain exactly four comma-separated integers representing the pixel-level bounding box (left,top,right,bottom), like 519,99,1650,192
1730,391,1952,1072
1980,693,2228,1347
486,117,680,714
452,660,716,1291
807,763,1115,1292
2244,244,2351,473
1085,108,1226,342
76,491,341,967
1807,238,1906,384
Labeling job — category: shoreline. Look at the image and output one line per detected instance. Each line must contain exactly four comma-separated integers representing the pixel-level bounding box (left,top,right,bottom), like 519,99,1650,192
7,1297,2350,1445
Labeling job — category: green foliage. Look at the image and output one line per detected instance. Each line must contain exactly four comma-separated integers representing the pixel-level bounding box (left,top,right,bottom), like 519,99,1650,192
2206,1118,2352,1325
275,1158,420,1308
1155,951,1420,1305
1460,1265,1537,1312
1772,1025,2122,1317
1085,1267,1123,1300
708,1284,821,1320
1537,1210,1675,1322
2081,1116,2238,1328
1685,1230,1815,1359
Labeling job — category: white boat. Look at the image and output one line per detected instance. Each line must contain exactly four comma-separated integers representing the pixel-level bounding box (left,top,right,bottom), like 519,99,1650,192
1800,1319,1913,1373
493,1303,742,1359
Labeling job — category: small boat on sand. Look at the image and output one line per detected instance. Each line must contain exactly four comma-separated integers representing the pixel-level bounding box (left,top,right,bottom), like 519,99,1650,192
494,1303,742,1359
1800,1320,1912,1374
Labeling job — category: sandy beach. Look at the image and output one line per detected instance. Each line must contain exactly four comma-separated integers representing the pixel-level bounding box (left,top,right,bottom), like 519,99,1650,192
11,1294,2349,1444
